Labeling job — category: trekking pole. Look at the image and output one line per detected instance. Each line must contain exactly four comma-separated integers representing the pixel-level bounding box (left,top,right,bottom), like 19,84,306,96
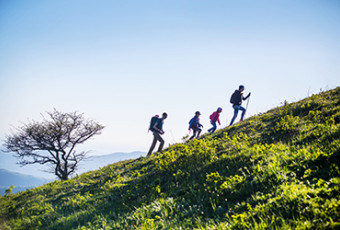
245,96,250,117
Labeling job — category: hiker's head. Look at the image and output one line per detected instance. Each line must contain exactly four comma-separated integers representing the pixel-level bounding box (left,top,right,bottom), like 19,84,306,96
217,107,222,113
239,85,245,91
162,112,168,119
195,111,201,116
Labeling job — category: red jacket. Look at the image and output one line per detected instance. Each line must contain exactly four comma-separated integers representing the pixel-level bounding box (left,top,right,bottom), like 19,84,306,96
209,112,221,125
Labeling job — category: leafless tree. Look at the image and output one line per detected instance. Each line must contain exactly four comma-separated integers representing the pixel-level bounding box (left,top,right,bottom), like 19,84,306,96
3,109,104,180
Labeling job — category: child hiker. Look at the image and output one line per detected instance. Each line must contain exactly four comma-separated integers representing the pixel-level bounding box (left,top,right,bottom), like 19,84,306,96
208,107,222,133
189,111,203,140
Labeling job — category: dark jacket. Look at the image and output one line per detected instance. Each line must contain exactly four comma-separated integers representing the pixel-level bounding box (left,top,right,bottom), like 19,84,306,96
152,118,164,133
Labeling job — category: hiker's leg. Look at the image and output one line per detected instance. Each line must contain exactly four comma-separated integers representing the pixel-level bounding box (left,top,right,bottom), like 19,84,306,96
147,133,158,156
155,132,165,152
239,106,246,121
208,122,214,133
229,106,239,125
190,129,197,140
211,122,217,133
197,128,202,138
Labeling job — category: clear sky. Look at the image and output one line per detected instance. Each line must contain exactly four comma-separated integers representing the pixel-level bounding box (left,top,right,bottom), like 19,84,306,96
1,0,339,155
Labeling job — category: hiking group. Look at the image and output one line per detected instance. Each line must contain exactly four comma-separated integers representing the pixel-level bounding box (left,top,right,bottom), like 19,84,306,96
147,85,251,156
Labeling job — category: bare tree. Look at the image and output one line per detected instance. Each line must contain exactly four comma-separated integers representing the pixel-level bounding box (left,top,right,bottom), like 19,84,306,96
4,109,104,180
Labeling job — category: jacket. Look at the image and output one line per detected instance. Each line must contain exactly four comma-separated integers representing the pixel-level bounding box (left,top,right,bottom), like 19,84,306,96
189,116,202,129
209,112,221,124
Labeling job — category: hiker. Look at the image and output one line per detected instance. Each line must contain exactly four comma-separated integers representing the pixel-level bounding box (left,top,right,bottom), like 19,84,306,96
189,111,203,140
229,85,251,126
208,107,222,133
147,112,168,156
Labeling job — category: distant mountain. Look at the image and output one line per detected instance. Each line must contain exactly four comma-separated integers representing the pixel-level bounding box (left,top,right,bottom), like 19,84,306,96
0,150,53,179
0,169,51,195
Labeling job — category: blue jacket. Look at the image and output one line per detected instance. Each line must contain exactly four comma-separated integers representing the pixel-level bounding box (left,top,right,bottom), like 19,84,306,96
189,116,202,129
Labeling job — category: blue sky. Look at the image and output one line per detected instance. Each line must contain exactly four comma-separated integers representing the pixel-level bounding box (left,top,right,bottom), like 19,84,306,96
1,0,340,155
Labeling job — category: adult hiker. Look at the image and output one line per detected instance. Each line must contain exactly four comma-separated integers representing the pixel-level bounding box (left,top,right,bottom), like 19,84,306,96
208,107,222,133
229,85,251,126
147,112,168,156
189,111,203,140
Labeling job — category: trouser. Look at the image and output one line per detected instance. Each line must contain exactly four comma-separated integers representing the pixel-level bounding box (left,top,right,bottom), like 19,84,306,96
147,131,165,156
208,121,217,133
229,105,246,126
189,127,202,140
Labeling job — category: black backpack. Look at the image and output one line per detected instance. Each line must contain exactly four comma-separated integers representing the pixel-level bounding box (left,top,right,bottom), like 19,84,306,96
149,116,159,131
230,92,237,104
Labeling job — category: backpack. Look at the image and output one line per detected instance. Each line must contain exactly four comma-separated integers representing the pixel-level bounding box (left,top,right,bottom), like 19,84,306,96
189,117,194,128
189,117,199,129
149,116,159,131
230,92,237,104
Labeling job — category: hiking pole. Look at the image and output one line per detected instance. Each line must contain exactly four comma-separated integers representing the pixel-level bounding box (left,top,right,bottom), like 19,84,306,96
245,95,250,117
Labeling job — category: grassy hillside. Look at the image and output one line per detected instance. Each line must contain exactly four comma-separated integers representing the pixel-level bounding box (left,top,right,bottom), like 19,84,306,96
1,88,339,230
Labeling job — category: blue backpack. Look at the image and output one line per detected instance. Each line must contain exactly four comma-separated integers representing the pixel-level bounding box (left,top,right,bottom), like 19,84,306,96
189,117,199,129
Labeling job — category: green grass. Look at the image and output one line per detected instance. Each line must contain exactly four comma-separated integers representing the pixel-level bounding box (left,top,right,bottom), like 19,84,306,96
1,87,339,229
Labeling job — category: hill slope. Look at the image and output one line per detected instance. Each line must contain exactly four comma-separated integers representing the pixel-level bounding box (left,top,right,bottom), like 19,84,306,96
0,88,339,229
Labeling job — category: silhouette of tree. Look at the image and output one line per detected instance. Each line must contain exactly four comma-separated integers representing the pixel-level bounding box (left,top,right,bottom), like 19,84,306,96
4,109,104,180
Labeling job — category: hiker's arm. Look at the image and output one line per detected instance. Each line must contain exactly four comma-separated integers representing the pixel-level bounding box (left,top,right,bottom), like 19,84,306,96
243,92,251,100
218,118,221,125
